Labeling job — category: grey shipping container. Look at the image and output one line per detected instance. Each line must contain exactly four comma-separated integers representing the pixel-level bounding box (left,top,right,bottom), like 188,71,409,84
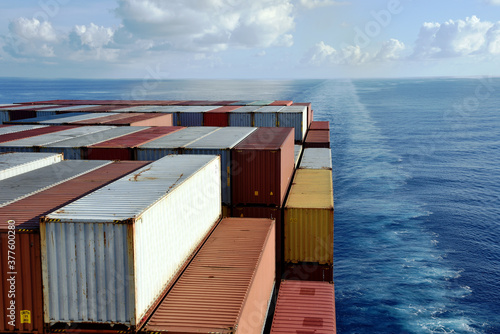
182,127,257,204
136,127,220,160
299,148,332,170
0,152,63,181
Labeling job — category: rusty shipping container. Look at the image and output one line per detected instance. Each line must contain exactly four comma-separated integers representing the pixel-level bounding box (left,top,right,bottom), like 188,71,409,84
304,129,331,148
232,127,295,207
0,160,150,333
0,152,63,181
284,169,334,265
40,155,222,330
144,217,276,334
270,280,336,334
87,126,184,160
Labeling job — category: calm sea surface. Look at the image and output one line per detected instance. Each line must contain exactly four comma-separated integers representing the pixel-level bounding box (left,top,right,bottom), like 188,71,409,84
1,77,499,333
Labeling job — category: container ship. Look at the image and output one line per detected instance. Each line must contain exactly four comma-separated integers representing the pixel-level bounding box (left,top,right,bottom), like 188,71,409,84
0,99,335,333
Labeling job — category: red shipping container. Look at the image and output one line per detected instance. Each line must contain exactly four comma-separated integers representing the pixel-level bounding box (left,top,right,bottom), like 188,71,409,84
0,160,150,333
310,121,330,131
101,113,173,126
232,127,295,207
231,205,283,276
282,263,333,282
143,217,275,334
87,126,183,160
0,125,77,144
304,129,330,148
271,280,336,334
203,106,240,127
270,100,293,106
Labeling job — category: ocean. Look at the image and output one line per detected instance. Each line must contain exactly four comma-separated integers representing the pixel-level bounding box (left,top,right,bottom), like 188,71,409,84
1,77,499,333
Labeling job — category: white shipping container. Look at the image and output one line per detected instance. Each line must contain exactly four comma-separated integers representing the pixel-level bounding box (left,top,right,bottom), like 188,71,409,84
0,124,48,136
294,144,303,167
299,148,332,170
0,152,63,181
41,155,222,328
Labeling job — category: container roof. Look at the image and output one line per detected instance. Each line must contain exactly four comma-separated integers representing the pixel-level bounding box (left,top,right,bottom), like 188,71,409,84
45,155,220,222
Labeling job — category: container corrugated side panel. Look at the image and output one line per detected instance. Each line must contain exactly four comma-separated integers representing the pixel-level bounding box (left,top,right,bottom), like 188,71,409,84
0,152,63,181
254,112,277,128
278,106,307,142
144,218,275,334
42,222,134,325
41,156,222,326
0,160,112,207
178,112,203,126
182,148,230,204
0,232,44,333
38,147,83,160
229,112,252,126
0,111,8,124
299,148,332,170
284,169,334,265
282,263,333,282
284,207,334,265
134,158,221,324
270,280,336,334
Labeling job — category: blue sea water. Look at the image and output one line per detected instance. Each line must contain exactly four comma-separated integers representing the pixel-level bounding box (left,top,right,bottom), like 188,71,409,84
1,77,499,333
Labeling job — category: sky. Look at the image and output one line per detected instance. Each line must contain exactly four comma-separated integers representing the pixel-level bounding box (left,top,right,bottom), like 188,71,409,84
0,0,499,79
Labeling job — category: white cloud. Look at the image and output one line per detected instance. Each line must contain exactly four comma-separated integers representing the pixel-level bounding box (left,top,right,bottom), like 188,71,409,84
73,23,114,49
411,16,500,59
4,18,58,57
114,0,295,52
299,0,348,9
483,0,500,5
301,39,404,66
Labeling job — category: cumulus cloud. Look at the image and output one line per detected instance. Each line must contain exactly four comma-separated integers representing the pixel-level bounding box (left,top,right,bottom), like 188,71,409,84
411,16,500,59
3,18,59,58
299,0,348,9
301,39,404,66
72,23,114,49
114,0,295,52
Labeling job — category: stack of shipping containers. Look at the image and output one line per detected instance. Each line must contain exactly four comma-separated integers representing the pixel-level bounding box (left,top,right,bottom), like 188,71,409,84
0,156,150,333
0,99,336,333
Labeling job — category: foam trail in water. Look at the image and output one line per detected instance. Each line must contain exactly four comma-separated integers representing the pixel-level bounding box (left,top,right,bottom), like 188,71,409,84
305,79,480,334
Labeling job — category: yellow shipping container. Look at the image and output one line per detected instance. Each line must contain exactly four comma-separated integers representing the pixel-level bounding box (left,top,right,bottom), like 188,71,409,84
284,169,334,265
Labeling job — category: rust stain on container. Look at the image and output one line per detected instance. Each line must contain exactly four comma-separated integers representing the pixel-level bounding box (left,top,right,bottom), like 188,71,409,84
0,125,77,144
144,217,275,334
0,160,150,333
232,127,295,207
87,126,184,160
304,130,330,149
270,280,336,333
310,121,330,131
